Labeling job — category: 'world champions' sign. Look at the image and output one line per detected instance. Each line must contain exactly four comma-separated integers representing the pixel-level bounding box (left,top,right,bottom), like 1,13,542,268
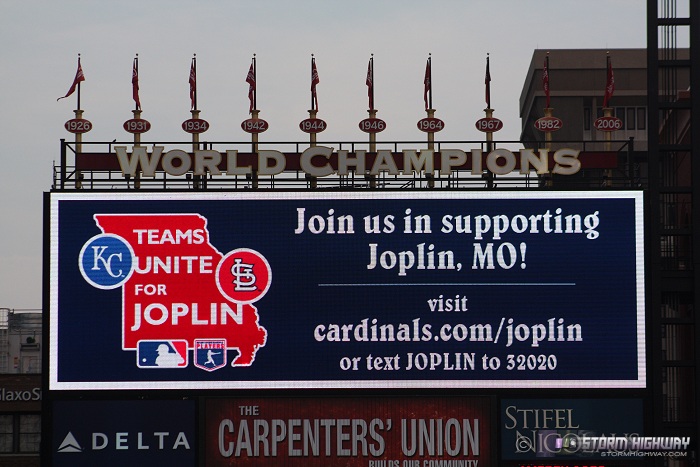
107,146,584,177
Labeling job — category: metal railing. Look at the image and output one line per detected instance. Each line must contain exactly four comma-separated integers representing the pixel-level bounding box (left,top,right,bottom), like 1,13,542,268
53,138,643,191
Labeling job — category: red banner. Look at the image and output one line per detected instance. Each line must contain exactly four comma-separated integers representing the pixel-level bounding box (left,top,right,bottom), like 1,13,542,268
603,56,614,108
132,57,141,110
205,397,492,466
57,56,85,101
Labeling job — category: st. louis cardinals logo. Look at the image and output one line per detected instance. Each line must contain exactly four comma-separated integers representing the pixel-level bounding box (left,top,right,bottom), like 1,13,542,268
230,258,258,292
216,248,271,304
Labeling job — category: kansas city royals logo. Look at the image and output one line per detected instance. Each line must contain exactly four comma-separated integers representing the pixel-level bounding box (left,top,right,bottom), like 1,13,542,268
79,233,135,289
194,339,227,372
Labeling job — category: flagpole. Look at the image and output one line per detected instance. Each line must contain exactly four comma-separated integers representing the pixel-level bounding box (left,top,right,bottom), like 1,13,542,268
367,54,377,188
309,54,317,138
190,54,204,189
74,53,83,125
543,52,554,188
134,55,139,112
424,54,436,188
603,51,613,186
132,54,142,188
308,54,318,188
603,52,613,150
133,55,142,142
241,54,260,188
544,52,553,149
74,54,84,189
76,75,81,112
427,54,432,111
252,54,257,112
58,53,87,188
192,54,198,112
310,55,315,112
368,54,375,113
250,54,259,189
484,53,495,188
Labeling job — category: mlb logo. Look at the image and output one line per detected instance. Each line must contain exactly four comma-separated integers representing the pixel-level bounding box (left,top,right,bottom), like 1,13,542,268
194,339,227,372
137,340,188,368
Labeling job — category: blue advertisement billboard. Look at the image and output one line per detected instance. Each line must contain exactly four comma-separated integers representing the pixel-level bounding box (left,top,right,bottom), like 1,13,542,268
48,191,644,389
51,399,196,466
500,398,644,461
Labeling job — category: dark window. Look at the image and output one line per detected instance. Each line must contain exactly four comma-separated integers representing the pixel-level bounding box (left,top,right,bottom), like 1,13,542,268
584,108,591,130
18,415,40,453
0,415,12,453
637,107,647,130
0,414,40,454
627,108,636,129
615,107,626,127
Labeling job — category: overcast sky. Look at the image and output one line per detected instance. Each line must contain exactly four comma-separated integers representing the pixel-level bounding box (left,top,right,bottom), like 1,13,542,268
0,1,646,309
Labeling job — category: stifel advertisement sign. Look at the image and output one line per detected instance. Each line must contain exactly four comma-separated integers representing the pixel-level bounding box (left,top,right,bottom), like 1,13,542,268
47,191,644,390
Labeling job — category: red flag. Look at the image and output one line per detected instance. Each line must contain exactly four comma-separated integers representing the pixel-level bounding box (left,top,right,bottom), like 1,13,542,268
189,57,197,110
485,55,491,108
57,56,85,101
603,55,615,108
132,57,141,110
423,57,431,110
366,57,374,110
246,60,256,113
542,55,550,108
311,58,320,111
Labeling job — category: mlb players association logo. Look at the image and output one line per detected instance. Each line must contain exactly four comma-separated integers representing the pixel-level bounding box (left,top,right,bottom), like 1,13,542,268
79,233,135,289
194,339,227,371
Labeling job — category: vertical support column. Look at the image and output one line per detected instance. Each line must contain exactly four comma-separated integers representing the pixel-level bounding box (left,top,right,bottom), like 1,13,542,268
133,109,142,189
74,109,83,189
602,107,613,187
425,108,435,188
250,109,259,189
60,139,66,190
543,107,554,187
690,0,700,446
307,109,318,189
483,107,494,188
191,109,202,190
645,0,663,436
367,109,377,188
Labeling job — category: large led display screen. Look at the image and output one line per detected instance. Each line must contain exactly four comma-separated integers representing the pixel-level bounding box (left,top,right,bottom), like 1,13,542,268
205,396,491,466
47,191,644,389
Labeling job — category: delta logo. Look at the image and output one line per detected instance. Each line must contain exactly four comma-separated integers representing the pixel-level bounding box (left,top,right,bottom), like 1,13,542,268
57,430,191,453
78,213,270,371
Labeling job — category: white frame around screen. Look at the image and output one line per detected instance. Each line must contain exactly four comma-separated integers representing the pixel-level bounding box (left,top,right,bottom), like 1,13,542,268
49,191,645,390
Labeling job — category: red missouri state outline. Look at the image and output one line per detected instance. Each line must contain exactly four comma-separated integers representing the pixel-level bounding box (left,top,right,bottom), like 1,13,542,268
94,213,267,366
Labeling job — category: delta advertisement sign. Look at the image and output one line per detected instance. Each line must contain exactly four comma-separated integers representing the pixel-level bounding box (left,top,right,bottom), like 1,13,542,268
47,191,644,390
52,399,195,466
205,396,491,466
